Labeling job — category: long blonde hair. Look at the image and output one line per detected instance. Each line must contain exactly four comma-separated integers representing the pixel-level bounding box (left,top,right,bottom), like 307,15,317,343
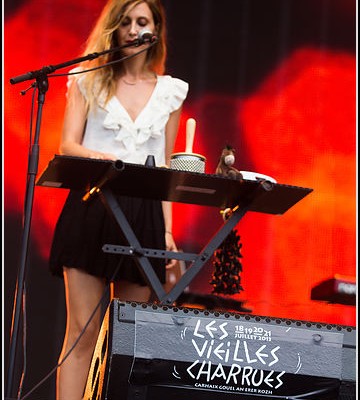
78,0,167,110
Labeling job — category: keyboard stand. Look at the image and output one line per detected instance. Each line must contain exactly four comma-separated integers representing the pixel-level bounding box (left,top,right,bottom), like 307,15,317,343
37,155,313,305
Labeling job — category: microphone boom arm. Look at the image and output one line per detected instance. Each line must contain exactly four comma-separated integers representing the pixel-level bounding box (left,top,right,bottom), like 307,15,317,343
10,39,149,85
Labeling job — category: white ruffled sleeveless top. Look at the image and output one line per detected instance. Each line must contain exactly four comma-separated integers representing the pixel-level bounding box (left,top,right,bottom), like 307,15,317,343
75,74,188,166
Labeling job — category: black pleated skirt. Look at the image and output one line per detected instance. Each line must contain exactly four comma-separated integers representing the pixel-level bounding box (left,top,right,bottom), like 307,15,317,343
49,190,166,285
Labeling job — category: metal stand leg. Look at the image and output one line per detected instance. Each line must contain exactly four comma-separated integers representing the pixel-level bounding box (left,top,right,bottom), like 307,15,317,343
99,180,272,305
99,188,167,301
98,188,249,305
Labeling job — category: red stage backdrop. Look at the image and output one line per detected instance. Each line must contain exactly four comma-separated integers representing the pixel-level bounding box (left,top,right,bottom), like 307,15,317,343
4,0,356,333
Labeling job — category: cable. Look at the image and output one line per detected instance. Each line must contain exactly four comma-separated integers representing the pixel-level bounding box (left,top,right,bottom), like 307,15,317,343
22,85,37,223
18,281,111,400
9,84,37,400
19,261,122,400
16,285,27,400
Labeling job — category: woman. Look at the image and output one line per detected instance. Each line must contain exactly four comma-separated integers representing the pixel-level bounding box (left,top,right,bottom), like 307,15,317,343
49,0,188,398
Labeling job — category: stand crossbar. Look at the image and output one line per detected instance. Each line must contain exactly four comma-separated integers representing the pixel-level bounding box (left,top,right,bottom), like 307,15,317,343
100,187,167,301
102,244,198,262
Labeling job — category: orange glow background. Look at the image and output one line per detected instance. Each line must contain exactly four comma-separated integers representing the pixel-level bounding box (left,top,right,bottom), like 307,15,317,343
4,0,356,332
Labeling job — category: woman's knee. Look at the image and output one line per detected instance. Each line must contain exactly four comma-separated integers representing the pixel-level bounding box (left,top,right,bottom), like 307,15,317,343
67,316,101,354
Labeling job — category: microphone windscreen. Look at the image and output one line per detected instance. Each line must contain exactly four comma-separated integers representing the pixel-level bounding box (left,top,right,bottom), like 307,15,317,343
138,29,157,44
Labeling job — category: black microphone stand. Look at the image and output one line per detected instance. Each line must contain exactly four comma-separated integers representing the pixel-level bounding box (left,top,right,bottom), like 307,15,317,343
6,38,153,399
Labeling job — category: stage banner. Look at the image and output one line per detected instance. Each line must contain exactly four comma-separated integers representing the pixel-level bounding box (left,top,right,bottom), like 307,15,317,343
130,310,343,398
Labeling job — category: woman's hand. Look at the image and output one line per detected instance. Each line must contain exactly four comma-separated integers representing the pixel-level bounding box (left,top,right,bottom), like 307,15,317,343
87,150,118,161
165,231,178,269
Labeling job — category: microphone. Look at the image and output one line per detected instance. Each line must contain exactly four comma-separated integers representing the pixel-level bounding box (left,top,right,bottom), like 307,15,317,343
137,29,158,45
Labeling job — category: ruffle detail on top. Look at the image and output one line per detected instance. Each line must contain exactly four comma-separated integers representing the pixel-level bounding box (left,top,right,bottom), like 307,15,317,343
155,75,189,113
101,98,161,153
100,75,188,153
65,67,84,97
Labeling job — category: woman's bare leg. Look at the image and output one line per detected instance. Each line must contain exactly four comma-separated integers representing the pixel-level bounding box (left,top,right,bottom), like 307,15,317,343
56,268,106,400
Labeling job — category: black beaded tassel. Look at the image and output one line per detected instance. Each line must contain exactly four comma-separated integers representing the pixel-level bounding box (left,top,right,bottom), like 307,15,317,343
210,228,244,295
